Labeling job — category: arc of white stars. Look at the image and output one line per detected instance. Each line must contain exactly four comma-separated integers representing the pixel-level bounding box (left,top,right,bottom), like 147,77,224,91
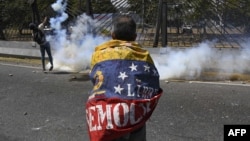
129,63,137,72
144,65,150,72
118,72,128,80
114,85,124,94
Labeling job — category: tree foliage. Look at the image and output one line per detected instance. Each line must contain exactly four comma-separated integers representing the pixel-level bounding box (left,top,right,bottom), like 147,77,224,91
91,0,116,13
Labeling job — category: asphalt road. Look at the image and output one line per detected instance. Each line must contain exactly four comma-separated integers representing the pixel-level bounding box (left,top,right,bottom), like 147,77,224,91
0,62,250,141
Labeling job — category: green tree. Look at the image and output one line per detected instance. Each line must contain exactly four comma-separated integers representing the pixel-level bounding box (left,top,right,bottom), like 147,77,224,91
91,0,116,13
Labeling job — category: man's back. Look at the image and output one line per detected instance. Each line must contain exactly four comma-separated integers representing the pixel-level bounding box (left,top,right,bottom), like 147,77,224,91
86,40,162,141
90,40,160,99
33,29,46,45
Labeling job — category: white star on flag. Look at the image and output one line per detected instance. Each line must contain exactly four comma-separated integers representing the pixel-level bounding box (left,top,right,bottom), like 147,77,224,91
129,63,137,71
144,65,150,72
152,69,158,75
118,72,128,80
114,85,124,94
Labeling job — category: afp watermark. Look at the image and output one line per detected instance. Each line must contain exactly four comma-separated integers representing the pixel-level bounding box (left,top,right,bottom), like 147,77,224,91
224,125,250,141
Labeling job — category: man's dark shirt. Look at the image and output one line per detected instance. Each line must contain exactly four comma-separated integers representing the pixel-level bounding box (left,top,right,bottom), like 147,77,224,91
33,29,46,45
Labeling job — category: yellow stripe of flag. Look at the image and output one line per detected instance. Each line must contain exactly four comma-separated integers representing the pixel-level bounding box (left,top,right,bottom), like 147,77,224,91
91,40,154,68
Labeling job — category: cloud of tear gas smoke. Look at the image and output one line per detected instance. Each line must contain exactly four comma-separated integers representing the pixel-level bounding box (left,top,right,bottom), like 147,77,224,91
151,40,250,80
151,42,214,80
216,41,250,74
47,0,108,72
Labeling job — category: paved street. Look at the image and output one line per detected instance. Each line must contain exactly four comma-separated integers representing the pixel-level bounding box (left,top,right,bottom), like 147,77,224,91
0,62,250,141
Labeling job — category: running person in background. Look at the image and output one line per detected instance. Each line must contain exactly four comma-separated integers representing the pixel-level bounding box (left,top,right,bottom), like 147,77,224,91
29,17,53,72
86,15,163,141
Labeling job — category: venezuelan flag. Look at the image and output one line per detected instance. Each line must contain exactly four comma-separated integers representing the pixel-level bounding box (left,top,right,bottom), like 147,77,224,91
86,40,163,141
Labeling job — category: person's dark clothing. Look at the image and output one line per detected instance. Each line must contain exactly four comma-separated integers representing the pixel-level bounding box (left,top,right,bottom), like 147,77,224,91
40,42,53,71
33,29,46,45
30,23,53,71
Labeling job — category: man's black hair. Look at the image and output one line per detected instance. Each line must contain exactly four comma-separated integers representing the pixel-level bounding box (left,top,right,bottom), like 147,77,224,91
112,15,136,41
29,23,38,30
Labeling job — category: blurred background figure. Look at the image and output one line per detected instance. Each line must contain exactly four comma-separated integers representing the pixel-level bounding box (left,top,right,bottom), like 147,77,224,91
29,22,53,72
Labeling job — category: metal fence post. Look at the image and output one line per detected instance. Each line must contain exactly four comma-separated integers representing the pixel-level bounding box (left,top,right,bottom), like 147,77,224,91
153,0,163,47
161,3,167,47
86,0,93,19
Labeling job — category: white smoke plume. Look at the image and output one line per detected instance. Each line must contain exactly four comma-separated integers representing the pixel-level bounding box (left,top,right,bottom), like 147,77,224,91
152,42,214,80
47,0,108,72
152,40,250,80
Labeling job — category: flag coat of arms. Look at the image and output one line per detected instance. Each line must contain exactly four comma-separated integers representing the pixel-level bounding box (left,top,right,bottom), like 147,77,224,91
86,40,163,141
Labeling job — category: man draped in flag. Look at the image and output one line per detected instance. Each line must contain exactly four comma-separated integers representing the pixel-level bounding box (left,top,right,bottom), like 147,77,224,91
86,15,163,141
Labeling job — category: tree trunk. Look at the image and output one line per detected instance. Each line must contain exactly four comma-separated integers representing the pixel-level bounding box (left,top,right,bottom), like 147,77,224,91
31,0,41,24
